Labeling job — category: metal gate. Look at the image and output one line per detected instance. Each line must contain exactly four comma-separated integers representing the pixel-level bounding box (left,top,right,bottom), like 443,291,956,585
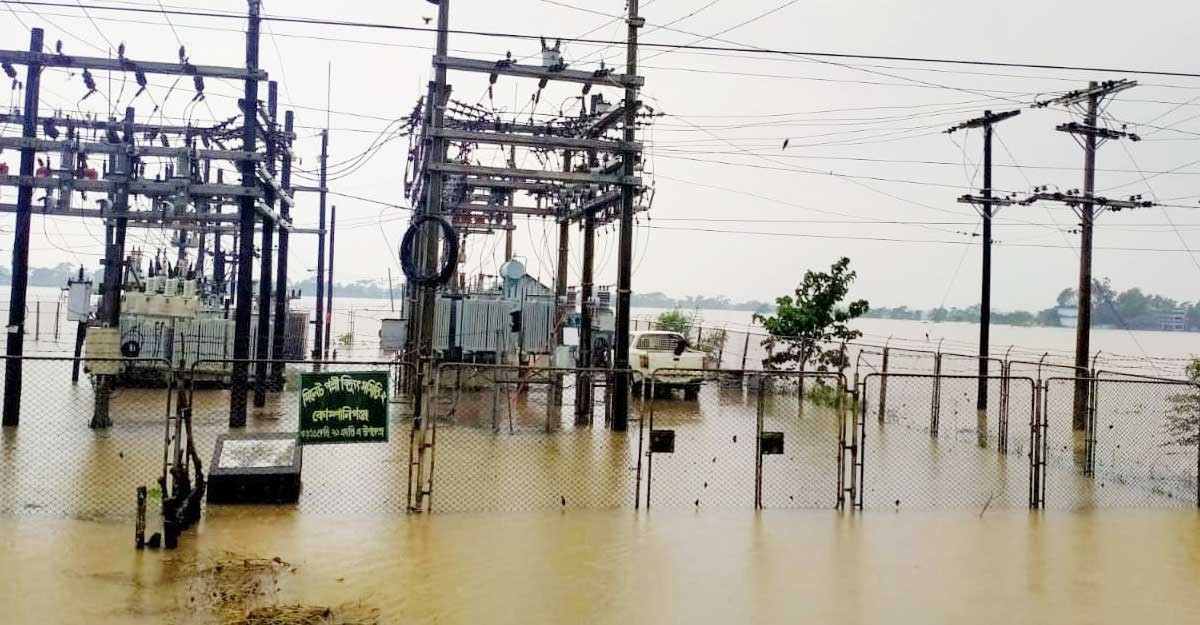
419,363,642,513
1041,377,1199,508
642,369,847,509
858,373,1039,509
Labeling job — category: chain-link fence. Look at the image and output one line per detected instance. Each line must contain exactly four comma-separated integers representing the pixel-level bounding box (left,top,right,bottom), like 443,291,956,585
642,369,847,509
858,373,1038,510
422,363,642,513
3,352,1195,520
1041,377,1199,508
0,355,172,518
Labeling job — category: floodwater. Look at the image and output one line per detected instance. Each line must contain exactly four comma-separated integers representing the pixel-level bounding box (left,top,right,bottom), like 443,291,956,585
4,361,1197,519
2,508,1200,624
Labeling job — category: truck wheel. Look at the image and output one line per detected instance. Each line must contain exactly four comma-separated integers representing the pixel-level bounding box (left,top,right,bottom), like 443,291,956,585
683,385,700,401
632,380,644,397
653,385,673,400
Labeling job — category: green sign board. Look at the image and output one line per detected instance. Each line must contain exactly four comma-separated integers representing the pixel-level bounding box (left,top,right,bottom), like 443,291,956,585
298,371,390,444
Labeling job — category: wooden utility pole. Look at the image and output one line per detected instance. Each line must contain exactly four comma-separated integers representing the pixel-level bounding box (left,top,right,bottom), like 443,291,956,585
1,27,42,427
611,0,643,431
229,0,263,427
313,129,328,363
949,108,1019,440
1033,80,1140,430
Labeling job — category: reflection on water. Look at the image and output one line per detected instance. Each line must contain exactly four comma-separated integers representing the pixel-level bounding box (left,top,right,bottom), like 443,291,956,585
2,508,1200,624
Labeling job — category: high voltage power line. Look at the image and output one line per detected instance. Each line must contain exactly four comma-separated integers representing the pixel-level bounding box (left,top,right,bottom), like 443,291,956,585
5,1,1200,79
641,225,1200,253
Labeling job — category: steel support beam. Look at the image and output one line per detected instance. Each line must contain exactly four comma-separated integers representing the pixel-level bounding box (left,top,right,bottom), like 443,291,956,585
431,127,640,152
434,55,641,87
0,50,267,80
429,161,637,186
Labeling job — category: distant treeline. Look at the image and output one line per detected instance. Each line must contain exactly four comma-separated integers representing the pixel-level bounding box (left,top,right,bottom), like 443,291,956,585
0,262,398,300
0,263,101,288
630,291,773,312
867,278,1200,331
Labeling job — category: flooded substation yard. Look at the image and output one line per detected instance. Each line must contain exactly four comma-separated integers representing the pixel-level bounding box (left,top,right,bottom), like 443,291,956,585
1,359,1199,623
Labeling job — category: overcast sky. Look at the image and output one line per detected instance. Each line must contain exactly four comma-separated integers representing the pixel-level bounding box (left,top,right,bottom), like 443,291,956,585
2,0,1199,312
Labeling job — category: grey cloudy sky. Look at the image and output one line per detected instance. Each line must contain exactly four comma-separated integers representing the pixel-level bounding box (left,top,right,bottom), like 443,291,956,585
2,0,1198,311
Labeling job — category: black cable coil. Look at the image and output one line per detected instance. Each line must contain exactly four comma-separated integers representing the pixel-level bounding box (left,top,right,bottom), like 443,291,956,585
399,214,459,287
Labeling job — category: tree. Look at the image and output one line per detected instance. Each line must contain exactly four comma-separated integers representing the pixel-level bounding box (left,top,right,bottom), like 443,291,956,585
753,257,869,372
1091,277,1119,326
1166,359,1200,446
654,308,692,334
1037,308,1060,326
1115,288,1150,326
1056,288,1076,307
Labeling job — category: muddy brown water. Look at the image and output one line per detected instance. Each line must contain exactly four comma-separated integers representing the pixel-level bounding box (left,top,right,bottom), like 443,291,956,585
3,363,1200,622
2,508,1200,624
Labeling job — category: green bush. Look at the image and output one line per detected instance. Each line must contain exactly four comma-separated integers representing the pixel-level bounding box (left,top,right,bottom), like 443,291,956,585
655,309,692,334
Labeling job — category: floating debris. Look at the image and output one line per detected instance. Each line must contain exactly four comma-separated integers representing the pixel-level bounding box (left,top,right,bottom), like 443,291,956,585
219,602,379,625
170,551,377,625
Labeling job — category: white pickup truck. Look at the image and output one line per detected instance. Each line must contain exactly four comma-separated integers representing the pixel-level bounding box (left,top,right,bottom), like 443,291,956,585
629,331,711,400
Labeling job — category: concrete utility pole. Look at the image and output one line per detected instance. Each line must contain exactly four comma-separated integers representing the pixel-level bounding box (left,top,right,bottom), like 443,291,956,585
229,0,263,427
611,0,643,431
414,0,452,418
949,108,1020,441
313,129,328,363
1033,80,1141,430
1,27,43,427
270,109,295,388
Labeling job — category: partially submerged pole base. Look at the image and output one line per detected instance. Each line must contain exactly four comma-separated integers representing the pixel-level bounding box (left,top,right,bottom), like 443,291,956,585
91,376,113,429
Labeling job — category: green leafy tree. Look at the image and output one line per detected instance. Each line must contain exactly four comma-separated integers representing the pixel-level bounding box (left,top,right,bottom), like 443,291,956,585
753,257,869,372
654,308,692,334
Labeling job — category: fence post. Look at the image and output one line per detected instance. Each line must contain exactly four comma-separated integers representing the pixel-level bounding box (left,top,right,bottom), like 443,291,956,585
740,330,751,371
797,347,806,419
54,301,60,341
998,361,1011,452
847,378,860,509
34,301,40,340
754,374,765,509
931,350,943,435
1085,377,1098,476
877,346,890,421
